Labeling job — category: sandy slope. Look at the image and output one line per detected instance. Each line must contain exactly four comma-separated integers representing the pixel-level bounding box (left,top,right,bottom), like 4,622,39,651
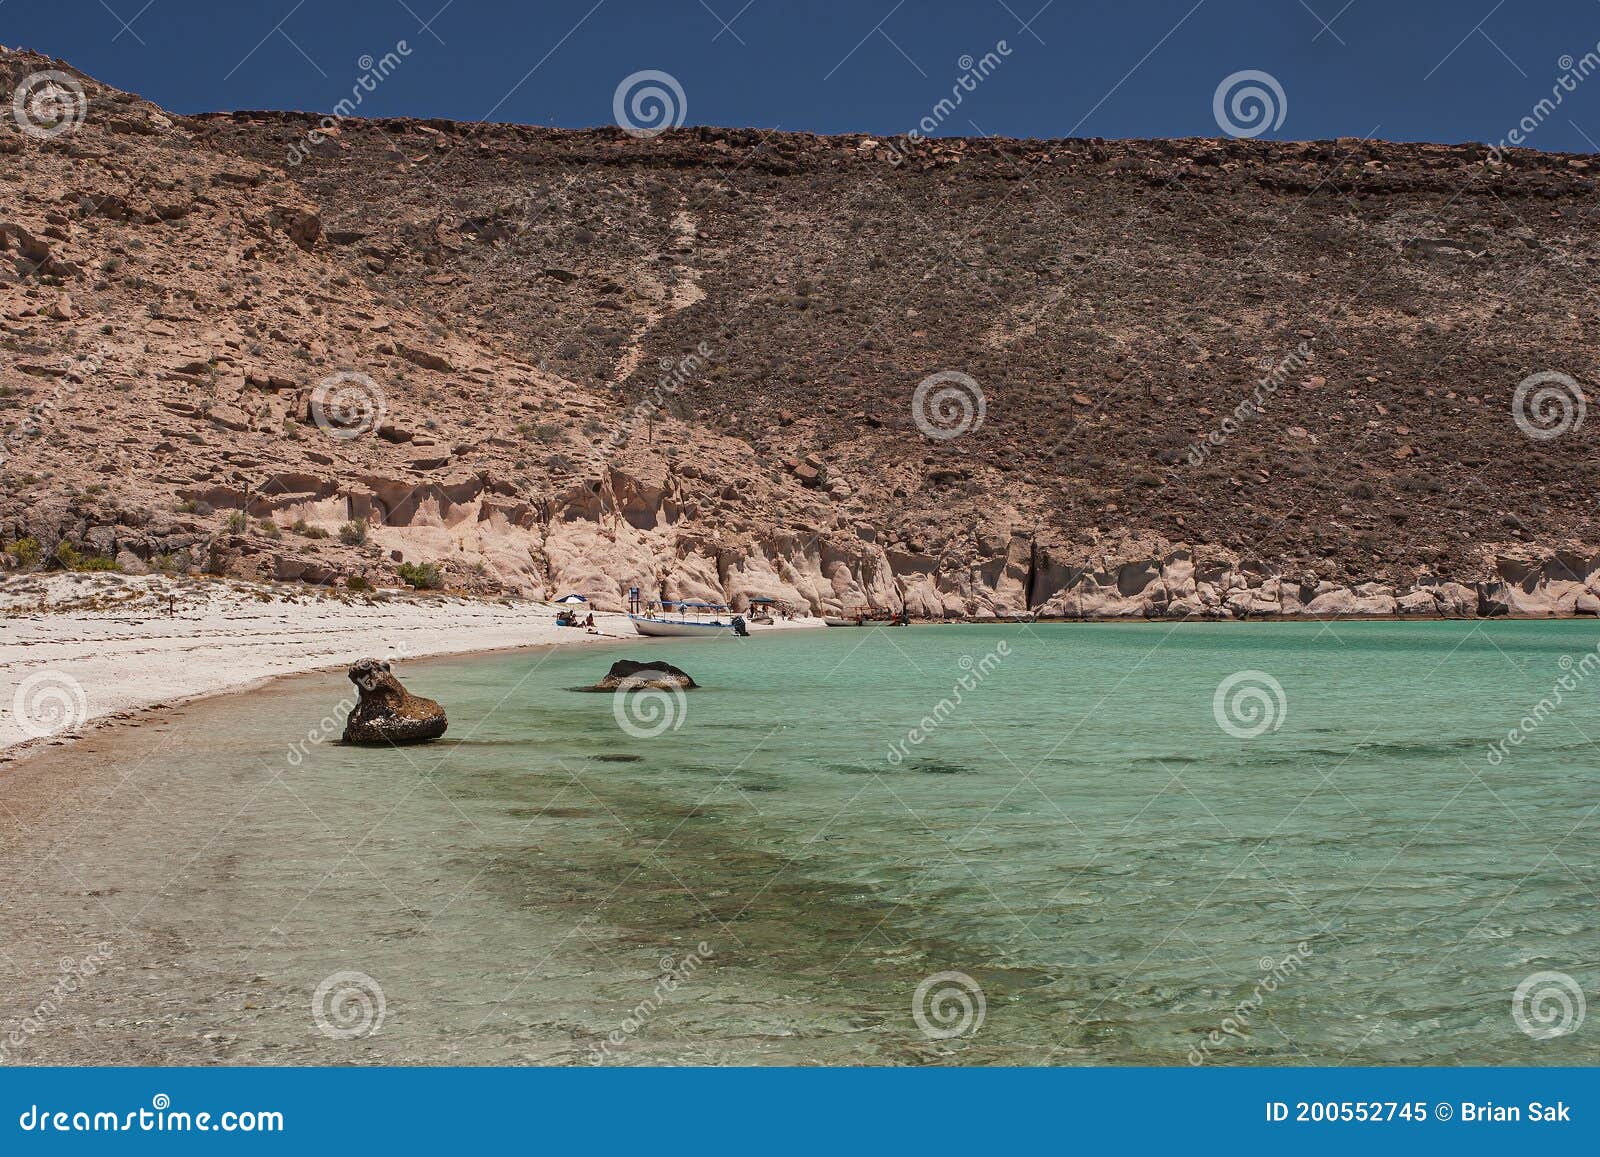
0,573,818,759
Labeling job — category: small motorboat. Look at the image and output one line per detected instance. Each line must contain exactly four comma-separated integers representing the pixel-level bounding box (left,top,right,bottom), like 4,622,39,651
630,600,748,638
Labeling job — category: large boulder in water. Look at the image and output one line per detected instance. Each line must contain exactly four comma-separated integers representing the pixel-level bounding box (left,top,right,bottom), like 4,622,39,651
591,659,697,691
343,658,448,745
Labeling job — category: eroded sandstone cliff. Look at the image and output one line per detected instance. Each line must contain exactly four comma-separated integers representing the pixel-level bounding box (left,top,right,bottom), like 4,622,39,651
4,48,1599,618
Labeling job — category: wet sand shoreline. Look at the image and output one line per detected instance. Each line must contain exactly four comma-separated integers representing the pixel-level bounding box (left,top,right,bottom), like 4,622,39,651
0,572,823,765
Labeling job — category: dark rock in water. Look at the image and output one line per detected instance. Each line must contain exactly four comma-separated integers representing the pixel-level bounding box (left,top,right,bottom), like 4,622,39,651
343,658,448,745
591,659,698,692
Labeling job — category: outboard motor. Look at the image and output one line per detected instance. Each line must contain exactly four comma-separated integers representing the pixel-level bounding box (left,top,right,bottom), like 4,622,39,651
732,615,749,637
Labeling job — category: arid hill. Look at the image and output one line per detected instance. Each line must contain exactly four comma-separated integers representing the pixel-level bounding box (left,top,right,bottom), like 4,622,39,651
4,47,1599,617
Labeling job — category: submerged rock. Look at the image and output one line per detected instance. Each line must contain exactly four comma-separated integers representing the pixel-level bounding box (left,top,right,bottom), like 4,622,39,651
590,659,698,692
342,658,448,745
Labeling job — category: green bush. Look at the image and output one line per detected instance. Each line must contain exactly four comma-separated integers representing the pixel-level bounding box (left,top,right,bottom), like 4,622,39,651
5,536,41,567
339,519,368,546
225,511,248,534
396,561,443,590
52,541,119,572
346,575,374,592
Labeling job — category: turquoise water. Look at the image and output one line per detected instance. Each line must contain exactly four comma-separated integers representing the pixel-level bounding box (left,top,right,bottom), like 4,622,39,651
4,620,1598,1065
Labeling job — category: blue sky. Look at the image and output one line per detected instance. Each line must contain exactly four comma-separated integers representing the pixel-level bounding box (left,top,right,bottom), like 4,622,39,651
7,0,1600,150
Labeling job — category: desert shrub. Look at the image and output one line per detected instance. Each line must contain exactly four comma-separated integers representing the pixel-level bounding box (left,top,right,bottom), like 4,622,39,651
6,536,41,567
292,520,330,540
396,561,443,590
51,542,119,572
339,519,368,546
225,511,248,533
346,575,374,592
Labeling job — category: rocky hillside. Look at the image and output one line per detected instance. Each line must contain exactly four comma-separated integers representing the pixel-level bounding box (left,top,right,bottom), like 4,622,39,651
4,47,1600,617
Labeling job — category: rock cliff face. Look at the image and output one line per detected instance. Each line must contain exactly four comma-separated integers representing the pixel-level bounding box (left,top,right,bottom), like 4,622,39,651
4,48,1600,618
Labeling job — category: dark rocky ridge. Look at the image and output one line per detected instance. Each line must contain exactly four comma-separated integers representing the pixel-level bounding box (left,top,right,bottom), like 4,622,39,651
3,46,1598,619
195,111,1600,589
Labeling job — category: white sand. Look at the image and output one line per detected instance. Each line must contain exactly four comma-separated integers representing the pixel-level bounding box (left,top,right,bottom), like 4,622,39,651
0,573,821,759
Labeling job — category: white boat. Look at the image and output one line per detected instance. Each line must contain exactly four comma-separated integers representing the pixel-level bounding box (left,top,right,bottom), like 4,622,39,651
630,601,748,638
824,615,863,627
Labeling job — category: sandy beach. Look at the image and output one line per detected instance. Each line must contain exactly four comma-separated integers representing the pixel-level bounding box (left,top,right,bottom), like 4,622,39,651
0,573,818,761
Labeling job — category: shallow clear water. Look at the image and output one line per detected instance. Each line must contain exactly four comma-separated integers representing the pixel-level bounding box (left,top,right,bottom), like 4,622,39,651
3,620,1598,1065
